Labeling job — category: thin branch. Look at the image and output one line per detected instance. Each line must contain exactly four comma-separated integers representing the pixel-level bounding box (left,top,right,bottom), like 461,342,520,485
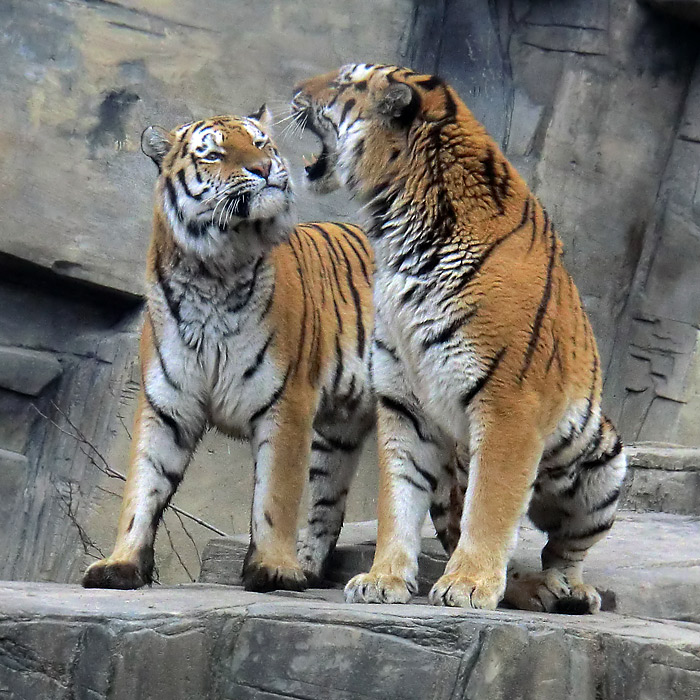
162,516,195,582
54,481,105,561
32,402,230,537
174,508,202,566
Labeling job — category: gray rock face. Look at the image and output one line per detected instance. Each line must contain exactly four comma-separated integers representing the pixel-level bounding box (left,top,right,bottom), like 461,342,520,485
643,0,700,25
2,581,700,700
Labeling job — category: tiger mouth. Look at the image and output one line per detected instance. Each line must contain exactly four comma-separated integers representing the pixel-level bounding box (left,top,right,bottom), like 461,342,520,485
299,118,336,183
305,143,330,181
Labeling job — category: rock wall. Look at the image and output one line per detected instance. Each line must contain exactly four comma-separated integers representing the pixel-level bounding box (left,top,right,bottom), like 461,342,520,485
0,0,699,584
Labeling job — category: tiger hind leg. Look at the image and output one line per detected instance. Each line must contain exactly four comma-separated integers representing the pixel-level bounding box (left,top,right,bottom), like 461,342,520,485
297,423,366,584
429,446,468,557
505,418,627,614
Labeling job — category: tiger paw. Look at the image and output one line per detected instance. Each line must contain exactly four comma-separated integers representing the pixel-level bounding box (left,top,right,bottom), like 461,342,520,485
242,560,308,592
82,557,151,590
344,572,414,604
562,583,601,614
504,569,600,614
428,570,504,609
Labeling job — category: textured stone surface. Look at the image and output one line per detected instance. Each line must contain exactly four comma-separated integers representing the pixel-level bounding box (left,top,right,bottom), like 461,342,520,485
1,581,700,700
0,346,62,397
623,443,700,515
643,0,700,25
0,0,413,296
201,512,700,623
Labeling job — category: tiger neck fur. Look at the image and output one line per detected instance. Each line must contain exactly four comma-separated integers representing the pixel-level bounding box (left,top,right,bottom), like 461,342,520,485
351,104,531,272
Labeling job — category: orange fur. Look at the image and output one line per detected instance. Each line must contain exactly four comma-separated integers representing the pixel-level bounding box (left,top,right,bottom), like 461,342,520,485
83,114,374,591
294,65,626,612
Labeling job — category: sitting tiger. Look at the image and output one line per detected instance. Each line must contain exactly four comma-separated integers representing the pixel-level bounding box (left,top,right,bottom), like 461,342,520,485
82,109,375,592
291,64,627,613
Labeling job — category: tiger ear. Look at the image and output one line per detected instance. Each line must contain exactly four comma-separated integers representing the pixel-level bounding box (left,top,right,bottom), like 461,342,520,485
247,104,273,129
375,83,419,127
141,125,173,170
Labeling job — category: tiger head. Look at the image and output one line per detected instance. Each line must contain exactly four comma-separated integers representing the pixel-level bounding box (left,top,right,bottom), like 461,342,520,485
291,64,459,200
141,108,294,260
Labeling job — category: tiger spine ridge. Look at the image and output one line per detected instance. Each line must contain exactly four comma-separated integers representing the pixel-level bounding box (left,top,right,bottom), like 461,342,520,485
292,64,627,613
82,110,375,592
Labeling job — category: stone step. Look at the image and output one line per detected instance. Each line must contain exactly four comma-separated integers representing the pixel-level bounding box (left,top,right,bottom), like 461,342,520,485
623,443,700,515
1,580,700,699
200,511,700,623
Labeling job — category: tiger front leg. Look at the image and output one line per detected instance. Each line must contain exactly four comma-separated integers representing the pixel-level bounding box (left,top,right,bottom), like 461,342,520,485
242,390,315,592
344,392,448,604
82,388,204,589
429,401,543,610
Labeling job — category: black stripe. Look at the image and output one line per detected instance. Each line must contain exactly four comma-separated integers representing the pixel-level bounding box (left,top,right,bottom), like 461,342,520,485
147,312,181,391
339,98,356,126
176,168,202,200
582,438,623,470
568,520,614,541
147,455,183,491
259,284,275,320
411,459,437,492
314,428,359,453
311,441,334,454
545,336,561,375
335,223,372,285
227,256,264,313
430,502,447,518
379,395,432,442
422,308,477,349
164,177,183,220
306,224,349,305
461,347,507,407
243,333,275,380
154,259,182,324
314,494,344,508
519,209,557,381
249,366,291,424
398,474,430,493
456,198,531,292
374,337,400,363
288,237,310,373
335,222,371,256
333,234,366,357
144,389,185,449
415,75,443,89
588,488,621,514
481,147,505,214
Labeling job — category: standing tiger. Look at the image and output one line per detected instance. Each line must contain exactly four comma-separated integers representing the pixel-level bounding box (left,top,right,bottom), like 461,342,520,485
82,110,375,592
291,64,627,613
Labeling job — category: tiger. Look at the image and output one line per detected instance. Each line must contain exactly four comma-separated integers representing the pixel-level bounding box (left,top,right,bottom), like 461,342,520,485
291,64,627,613
82,108,375,592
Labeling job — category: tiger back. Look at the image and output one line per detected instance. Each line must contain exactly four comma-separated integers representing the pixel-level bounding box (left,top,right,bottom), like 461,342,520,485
82,110,375,592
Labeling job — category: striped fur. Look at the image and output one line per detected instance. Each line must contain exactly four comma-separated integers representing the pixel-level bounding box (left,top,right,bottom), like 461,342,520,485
82,112,374,592
292,64,627,613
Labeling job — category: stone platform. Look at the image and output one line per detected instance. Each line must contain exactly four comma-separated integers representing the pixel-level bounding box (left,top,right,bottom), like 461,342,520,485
4,444,700,699
2,581,700,700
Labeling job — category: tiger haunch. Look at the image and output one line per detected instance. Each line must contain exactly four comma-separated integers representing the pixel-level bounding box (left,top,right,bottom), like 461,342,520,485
82,111,375,592
292,64,626,613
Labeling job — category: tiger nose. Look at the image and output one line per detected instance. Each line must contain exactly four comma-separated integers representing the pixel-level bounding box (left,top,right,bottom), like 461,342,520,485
247,160,271,180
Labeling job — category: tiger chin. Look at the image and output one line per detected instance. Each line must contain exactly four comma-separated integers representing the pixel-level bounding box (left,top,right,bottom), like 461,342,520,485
292,65,627,614
82,108,375,593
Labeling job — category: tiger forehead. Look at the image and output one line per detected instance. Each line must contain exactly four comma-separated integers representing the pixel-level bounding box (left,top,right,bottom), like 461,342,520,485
177,120,261,151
